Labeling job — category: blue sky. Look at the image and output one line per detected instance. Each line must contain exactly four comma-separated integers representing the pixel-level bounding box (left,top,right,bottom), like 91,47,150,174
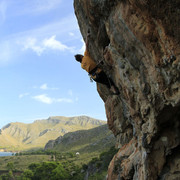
0,0,106,128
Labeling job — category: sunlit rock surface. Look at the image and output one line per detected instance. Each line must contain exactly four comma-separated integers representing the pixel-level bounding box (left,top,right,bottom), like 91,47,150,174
74,0,180,179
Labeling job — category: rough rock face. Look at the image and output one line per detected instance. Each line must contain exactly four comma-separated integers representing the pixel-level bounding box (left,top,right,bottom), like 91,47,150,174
74,0,180,179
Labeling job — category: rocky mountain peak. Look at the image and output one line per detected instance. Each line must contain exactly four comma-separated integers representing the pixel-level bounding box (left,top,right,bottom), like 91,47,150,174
0,116,105,151
74,0,180,179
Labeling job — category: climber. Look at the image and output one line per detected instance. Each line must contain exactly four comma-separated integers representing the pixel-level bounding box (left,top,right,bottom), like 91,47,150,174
74,31,119,95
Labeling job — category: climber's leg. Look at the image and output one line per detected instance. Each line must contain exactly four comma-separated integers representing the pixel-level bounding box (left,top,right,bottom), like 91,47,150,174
94,71,119,95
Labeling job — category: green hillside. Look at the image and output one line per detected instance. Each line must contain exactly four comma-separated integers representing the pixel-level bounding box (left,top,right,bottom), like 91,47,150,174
0,116,106,151
45,124,115,154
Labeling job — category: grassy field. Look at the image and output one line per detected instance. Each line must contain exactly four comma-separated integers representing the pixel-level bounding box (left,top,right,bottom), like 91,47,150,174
0,146,117,180
0,155,50,171
0,152,100,171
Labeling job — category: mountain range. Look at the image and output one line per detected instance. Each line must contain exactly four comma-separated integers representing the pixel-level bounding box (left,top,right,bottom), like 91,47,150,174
0,116,106,151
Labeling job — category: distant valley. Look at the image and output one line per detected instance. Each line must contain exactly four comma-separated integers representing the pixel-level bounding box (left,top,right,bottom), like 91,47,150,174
0,116,106,151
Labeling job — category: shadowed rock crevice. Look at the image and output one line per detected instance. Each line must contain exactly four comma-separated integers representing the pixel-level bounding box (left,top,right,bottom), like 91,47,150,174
159,145,180,180
74,0,180,179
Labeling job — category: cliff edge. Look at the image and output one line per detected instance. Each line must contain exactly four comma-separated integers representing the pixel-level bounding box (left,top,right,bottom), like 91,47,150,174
74,0,180,179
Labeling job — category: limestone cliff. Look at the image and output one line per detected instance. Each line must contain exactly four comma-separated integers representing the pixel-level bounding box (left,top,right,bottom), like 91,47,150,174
74,0,180,179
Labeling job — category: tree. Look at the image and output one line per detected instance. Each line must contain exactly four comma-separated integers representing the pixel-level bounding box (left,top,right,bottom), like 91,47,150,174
52,164,70,180
33,162,58,180
28,163,40,171
7,170,14,180
21,169,34,180
7,162,14,171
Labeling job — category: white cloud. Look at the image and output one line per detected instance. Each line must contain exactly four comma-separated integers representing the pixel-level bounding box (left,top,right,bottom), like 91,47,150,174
32,94,53,104
56,98,73,103
40,83,59,90
69,32,74,36
0,14,81,64
40,83,48,90
19,93,30,99
32,94,73,104
43,35,69,51
21,35,74,56
22,37,45,56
